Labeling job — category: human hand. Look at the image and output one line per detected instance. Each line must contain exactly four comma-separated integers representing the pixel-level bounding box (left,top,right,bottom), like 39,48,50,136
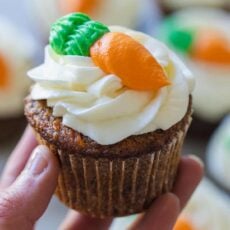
0,126,203,230
0,126,59,230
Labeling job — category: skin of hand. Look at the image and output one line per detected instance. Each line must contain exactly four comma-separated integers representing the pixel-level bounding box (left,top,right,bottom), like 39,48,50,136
0,126,204,230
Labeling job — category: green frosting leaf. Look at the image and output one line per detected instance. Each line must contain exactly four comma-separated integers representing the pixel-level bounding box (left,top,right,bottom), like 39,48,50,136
169,28,194,53
49,13,110,56
158,17,195,54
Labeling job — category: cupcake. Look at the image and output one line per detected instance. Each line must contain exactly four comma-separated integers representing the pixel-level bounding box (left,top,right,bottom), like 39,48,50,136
207,116,230,191
27,0,140,39
25,13,194,217
0,18,35,140
158,9,230,124
157,0,230,15
174,179,230,230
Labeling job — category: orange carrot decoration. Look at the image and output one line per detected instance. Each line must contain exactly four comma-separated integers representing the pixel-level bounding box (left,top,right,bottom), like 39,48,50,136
90,32,170,91
60,0,99,15
0,56,9,89
173,217,195,230
192,30,230,65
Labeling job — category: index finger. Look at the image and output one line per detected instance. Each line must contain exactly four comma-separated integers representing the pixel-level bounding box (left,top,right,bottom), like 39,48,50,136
172,155,204,210
0,125,37,189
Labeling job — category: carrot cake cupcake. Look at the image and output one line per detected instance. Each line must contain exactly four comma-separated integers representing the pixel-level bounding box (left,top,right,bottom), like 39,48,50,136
25,13,194,217
158,8,230,123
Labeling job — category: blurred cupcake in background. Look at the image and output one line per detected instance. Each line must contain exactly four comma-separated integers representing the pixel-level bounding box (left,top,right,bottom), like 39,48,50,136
158,8,230,124
174,179,230,230
207,116,230,191
111,179,230,230
27,0,140,39
0,17,35,140
157,0,230,15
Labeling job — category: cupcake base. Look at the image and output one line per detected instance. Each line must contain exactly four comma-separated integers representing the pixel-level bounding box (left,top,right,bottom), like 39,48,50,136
25,97,192,217
36,127,188,217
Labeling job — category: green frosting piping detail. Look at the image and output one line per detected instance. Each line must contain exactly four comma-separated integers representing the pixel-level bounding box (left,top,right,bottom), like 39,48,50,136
169,28,194,53
49,13,110,56
158,17,196,54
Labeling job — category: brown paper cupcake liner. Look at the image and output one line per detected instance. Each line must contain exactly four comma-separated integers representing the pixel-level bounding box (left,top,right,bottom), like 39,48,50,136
35,117,191,218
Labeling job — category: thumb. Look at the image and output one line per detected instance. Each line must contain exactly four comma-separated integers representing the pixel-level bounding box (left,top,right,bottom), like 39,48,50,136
0,145,59,230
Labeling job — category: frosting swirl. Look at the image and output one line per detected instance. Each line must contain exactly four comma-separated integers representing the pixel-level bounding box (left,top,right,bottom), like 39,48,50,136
28,26,193,145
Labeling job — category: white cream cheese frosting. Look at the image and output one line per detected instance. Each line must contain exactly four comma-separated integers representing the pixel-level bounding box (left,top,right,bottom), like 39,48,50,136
28,26,193,145
28,0,140,37
0,18,35,118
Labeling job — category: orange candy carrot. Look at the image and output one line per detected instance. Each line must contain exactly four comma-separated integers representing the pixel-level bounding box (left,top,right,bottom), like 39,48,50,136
173,217,195,230
60,0,99,15
0,56,9,89
192,30,230,65
90,32,170,91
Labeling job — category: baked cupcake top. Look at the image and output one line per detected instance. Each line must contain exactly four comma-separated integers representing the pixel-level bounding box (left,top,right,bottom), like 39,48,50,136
28,13,193,145
0,18,35,118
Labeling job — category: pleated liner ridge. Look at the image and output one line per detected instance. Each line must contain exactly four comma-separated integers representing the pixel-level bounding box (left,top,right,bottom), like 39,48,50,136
36,116,191,218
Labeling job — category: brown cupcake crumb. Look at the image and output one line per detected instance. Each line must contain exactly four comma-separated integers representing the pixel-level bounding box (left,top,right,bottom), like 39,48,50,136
24,96,192,158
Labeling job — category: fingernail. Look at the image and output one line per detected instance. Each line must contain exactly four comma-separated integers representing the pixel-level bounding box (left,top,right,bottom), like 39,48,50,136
187,155,204,168
27,146,49,176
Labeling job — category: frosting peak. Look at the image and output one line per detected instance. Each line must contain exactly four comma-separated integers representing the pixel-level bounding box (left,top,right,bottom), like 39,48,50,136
49,13,169,91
